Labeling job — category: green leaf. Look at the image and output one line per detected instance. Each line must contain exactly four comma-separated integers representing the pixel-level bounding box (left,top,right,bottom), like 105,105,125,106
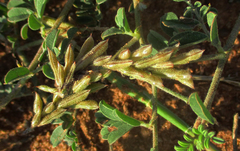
160,12,178,37
4,67,30,84
200,5,210,18
115,7,131,33
210,16,221,47
169,31,208,47
183,7,193,18
7,0,32,9
34,0,48,18
162,19,199,29
42,63,55,80
95,111,109,124
28,14,41,30
50,125,68,147
212,137,225,144
194,1,202,8
207,11,217,28
173,0,187,2
114,109,140,126
174,145,188,151
99,100,117,120
7,7,33,23
147,30,168,50
101,27,125,39
96,0,107,5
107,121,133,144
189,92,214,124
46,29,59,51
20,23,28,40
61,114,74,129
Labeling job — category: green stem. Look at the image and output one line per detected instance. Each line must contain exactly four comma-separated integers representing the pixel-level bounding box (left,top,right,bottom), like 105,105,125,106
111,36,139,60
223,15,240,51
157,86,188,103
150,85,158,151
16,39,43,52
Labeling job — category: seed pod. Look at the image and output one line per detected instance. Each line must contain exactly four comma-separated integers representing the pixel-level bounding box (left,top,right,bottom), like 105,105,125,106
47,48,58,76
33,92,43,114
75,35,94,61
72,75,91,93
76,40,108,71
87,83,107,93
42,102,56,116
151,61,174,69
64,62,76,85
131,45,152,60
170,49,204,65
152,68,194,88
57,90,90,108
56,62,65,88
118,67,163,87
118,49,131,60
38,108,66,126
103,60,133,70
71,100,98,110
100,68,112,79
31,113,41,127
52,94,61,104
93,55,112,66
64,44,75,74
134,49,174,69
89,71,102,82
37,85,58,93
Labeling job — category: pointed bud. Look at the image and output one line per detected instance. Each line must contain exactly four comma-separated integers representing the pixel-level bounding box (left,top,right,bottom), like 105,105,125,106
151,62,174,69
71,100,98,110
57,90,90,108
38,108,66,126
103,60,133,70
89,71,102,82
132,45,152,60
72,75,91,93
75,34,94,61
93,55,112,66
76,40,108,71
37,85,58,93
118,49,131,60
33,92,43,114
64,44,75,74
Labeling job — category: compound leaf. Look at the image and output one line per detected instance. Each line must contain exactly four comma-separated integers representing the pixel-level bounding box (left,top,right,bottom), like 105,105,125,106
8,7,33,23
147,30,168,50
5,67,30,84
189,92,214,124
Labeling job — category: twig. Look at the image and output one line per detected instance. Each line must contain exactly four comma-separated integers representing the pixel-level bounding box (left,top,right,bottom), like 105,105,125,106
232,113,239,151
150,85,158,151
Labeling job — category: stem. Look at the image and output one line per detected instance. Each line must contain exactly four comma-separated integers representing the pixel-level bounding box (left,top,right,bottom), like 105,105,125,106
132,0,145,45
223,15,240,51
150,85,158,151
156,86,188,103
16,39,43,52
232,113,239,151
111,36,139,60
0,0,75,110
